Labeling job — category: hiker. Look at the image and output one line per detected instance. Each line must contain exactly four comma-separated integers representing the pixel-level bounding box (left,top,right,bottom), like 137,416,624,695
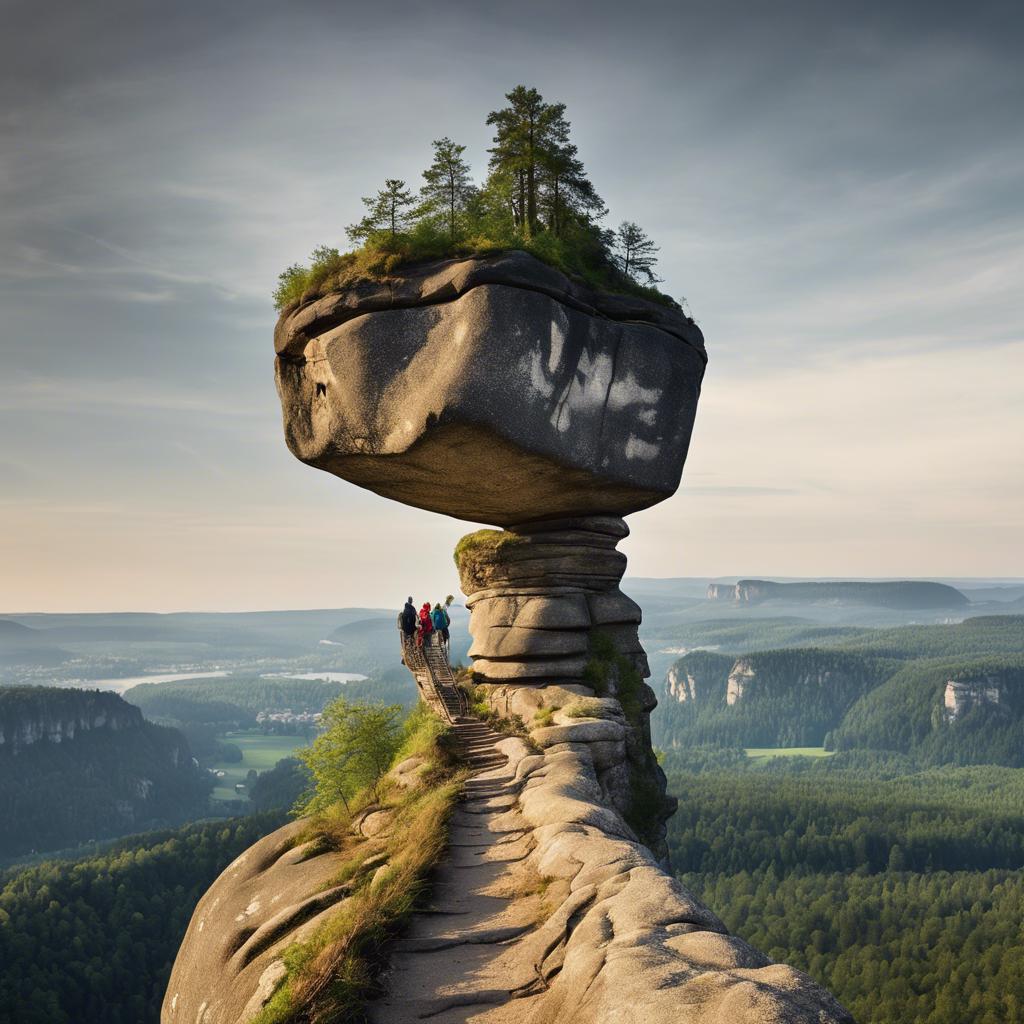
399,597,417,647
418,601,434,648
432,601,451,652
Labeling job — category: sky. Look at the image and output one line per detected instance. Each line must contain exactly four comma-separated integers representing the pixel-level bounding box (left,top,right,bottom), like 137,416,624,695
1,0,1022,612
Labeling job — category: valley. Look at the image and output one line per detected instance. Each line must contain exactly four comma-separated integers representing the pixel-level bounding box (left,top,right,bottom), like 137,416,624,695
1,578,1022,1023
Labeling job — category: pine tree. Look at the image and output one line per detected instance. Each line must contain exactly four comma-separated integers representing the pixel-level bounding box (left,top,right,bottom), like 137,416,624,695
539,140,606,237
614,221,661,283
420,138,474,243
346,178,416,243
486,86,570,236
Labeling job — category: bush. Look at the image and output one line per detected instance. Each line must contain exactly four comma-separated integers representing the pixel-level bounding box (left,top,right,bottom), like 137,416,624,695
294,698,403,816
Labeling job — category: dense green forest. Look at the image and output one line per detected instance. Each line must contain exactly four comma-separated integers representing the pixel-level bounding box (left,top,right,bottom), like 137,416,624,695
0,688,210,858
274,85,679,311
664,752,1024,1024
648,613,1024,662
0,814,286,1024
832,657,1024,764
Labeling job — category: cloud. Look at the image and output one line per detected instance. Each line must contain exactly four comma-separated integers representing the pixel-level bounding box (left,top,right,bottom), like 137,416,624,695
0,0,1022,608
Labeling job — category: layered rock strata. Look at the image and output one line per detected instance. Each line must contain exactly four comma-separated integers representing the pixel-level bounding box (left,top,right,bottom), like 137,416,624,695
455,515,675,862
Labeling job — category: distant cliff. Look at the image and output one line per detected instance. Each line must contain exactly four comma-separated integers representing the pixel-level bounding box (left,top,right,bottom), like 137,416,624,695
0,687,210,856
662,649,883,747
0,686,143,752
706,579,969,609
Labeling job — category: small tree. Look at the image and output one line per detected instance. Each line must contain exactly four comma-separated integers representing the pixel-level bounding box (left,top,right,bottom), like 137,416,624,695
346,179,416,244
420,137,475,243
295,698,403,815
613,221,661,283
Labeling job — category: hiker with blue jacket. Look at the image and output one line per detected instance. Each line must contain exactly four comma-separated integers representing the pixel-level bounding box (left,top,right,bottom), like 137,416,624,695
432,601,451,651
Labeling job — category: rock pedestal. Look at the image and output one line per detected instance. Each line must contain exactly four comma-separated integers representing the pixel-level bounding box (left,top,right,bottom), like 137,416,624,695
455,515,675,862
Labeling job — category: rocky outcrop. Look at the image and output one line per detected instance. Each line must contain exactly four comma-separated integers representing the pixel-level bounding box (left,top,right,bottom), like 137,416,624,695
274,251,705,526
0,687,143,753
0,687,207,857
707,579,968,609
943,676,1002,722
170,724,852,1024
258,249,853,1022
455,516,674,861
726,658,756,705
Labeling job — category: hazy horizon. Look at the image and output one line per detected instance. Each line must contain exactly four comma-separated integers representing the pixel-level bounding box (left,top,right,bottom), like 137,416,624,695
2,0,1022,612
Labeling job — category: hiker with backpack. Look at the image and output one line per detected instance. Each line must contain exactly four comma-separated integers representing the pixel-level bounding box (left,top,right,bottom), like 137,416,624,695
432,601,451,653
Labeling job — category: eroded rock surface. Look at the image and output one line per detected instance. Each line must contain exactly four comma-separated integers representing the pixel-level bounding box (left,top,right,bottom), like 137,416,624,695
456,515,674,861
274,251,705,525
370,730,853,1024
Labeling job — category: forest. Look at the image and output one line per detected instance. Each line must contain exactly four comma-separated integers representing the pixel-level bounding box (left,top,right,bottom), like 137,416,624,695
664,752,1024,1024
273,85,677,312
0,813,286,1024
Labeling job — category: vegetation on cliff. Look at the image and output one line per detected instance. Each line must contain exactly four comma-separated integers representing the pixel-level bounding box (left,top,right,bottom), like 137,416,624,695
273,85,678,311
655,617,1024,764
253,702,466,1024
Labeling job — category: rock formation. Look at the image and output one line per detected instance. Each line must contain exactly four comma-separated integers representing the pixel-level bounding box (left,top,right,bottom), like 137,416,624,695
0,687,143,752
274,250,705,525
160,250,853,1023
706,579,969,609
943,676,1002,722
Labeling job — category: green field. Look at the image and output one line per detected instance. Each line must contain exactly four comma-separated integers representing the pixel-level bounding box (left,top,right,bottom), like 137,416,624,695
208,731,307,802
744,746,835,763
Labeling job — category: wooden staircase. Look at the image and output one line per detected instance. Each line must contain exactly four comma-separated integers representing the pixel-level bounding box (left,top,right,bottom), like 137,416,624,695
399,630,470,725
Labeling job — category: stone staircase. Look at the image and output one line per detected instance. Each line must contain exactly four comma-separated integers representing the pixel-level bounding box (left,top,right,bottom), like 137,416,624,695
449,719,508,773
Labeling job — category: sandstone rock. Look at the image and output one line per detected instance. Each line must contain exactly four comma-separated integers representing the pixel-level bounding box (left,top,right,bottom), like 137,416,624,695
162,820,355,1024
275,253,705,526
477,682,595,721
500,740,854,1024
533,719,627,747
467,592,591,632
354,807,394,838
468,625,590,660
470,655,592,682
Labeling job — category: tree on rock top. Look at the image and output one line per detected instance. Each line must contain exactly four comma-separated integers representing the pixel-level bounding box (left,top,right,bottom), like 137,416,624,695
614,221,661,284
420,137,476,244
347,178,417,243
273,84,675,311
486,84,604,240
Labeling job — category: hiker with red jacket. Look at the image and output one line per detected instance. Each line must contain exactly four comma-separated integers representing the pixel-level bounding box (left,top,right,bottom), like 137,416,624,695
418,602,434,648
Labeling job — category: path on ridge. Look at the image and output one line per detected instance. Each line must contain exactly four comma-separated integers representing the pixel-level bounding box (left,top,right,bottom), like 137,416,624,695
369,718,547,1024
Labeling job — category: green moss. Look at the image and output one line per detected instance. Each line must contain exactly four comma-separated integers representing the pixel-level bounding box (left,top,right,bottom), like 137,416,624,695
453,529,523,567
563,699,615,720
